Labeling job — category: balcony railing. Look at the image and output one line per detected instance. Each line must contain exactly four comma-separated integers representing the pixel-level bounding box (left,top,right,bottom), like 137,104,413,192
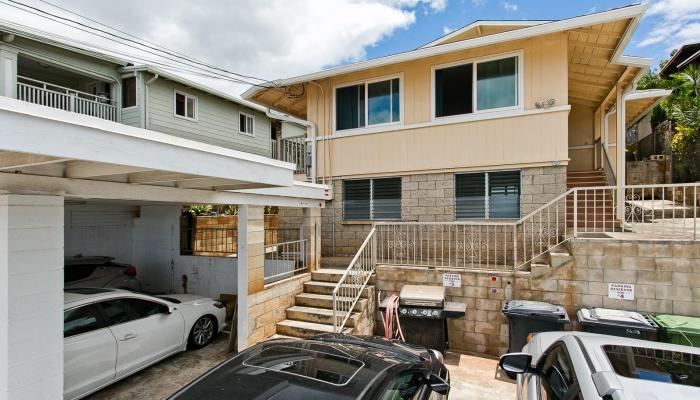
272,135,307,174
16,76,118,122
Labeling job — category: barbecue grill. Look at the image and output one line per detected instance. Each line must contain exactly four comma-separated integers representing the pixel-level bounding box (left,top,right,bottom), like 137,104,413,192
380,285,466,353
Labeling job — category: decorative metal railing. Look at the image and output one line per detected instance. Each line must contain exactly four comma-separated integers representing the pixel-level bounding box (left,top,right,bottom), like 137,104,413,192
332,227,376,332
264,239,308,284
16,76,118,121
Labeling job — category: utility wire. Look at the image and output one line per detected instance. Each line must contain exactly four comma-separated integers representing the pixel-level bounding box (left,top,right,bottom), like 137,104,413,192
1,0,281,90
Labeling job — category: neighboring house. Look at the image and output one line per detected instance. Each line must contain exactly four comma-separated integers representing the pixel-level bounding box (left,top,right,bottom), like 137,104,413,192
659,41,700,77
244,4,672,256
0,20,308,172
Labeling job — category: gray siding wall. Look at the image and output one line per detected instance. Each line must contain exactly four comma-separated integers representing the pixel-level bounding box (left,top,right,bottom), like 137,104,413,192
120,72,144,128
146,75,272,156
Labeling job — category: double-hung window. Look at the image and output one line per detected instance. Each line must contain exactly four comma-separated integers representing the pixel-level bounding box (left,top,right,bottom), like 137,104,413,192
335,77,401,131
174,90,197,120
455,170,520,219
434,54,519,118
239,112,255,135
343,177,401,220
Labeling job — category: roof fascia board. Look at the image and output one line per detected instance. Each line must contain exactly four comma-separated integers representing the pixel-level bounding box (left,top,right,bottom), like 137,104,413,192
419,20,551,49
677,49,700,69
243,3,648,100
624,88,672,101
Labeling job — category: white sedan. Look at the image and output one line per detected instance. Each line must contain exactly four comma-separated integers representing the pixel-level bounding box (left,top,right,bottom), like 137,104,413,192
63,288,227,400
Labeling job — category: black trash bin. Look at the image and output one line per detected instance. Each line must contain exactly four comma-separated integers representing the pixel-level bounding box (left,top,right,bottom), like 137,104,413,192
502,300,570,353
577,307,658,341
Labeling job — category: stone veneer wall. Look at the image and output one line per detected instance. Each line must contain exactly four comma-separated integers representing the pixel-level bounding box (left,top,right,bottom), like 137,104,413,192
375,239,700,356
321,166,567,256
247,273,311,346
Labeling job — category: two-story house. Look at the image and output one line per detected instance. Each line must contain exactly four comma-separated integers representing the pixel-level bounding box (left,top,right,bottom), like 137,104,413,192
244,4,672,257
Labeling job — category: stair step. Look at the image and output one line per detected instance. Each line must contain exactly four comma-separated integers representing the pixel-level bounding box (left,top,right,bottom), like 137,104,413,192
304,280,372,297
320,256,354,270
295,292,367,311
276,319,351,339
286,305,359,327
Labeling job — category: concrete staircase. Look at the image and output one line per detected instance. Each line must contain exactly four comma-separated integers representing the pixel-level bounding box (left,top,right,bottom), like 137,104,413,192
275,257,372,338
566,170,619,230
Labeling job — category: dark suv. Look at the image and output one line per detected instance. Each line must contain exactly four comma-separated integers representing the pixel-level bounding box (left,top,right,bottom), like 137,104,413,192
170,334,450,400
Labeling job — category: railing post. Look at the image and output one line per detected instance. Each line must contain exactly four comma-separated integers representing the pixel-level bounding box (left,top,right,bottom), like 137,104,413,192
371,229,377,268
512,224,517,270
573,190,578,238
69,93,76,113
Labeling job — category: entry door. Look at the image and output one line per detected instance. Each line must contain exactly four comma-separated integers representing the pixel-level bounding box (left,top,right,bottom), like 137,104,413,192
97,298,185,378
64,304,117,399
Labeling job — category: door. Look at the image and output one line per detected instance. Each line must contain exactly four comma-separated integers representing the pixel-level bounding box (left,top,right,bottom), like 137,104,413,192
97,298,185,378
64,304,117,400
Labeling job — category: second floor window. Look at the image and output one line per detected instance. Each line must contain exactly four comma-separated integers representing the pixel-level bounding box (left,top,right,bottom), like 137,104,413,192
343,177,401,220
435,54,519,118
335,77,401,131
239,112,255,135
122,76,136,108
175,91,197,120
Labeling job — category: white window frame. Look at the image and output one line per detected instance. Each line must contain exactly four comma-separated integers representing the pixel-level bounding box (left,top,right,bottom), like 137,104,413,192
431,50,524,123
121,75,138,111
239,111,256,136
332,73,404,135
173,89,198,121
454,169,522,220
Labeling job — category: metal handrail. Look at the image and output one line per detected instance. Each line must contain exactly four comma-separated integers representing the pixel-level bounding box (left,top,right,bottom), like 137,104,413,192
602,144,617,186
332,227,376,332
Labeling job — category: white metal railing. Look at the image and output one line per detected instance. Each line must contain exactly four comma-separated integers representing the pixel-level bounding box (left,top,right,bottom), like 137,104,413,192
16,76,118,122
602,145,617,185
264,239,308,284
332,228,376,332
278,135,306,173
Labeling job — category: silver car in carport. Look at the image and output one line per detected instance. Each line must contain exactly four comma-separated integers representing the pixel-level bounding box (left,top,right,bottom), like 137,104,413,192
499,331,700,400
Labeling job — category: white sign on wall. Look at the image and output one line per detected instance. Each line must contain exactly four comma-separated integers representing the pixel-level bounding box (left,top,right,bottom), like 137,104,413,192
443,273,461,288
608,283,635,300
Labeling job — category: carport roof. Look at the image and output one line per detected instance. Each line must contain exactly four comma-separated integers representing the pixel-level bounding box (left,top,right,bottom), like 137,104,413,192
0,97,304,197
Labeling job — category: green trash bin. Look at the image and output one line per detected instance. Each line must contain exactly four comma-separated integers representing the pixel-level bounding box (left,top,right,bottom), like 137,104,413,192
651,314,700,347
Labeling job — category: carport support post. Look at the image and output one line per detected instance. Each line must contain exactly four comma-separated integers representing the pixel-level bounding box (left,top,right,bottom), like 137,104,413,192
0,194,64,399
303,207,321,271
233,205,265,352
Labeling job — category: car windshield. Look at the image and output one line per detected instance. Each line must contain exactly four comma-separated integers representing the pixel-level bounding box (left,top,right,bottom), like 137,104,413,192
603,345,700,388
243,345,364,386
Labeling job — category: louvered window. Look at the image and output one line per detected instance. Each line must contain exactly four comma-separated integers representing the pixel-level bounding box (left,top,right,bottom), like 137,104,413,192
343,177,401,220
455,171,520,219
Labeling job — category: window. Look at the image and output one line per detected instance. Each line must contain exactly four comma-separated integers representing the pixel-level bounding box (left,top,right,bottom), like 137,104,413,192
603,345,700,388
122,76,137,108
64,305,103,338
97,298,167,327
343,177,401,220
335,77,401,131
434,54,519,118
239,112,255,135
538,344,578,400
379,371,425,400
455,171,520,219
175,91,197,120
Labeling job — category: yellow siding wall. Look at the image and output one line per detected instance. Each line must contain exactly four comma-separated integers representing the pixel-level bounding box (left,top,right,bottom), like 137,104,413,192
307,33,570,178
568,104,595,171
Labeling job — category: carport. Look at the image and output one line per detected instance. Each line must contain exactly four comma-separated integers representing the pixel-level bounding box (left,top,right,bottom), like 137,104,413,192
0,97,328,399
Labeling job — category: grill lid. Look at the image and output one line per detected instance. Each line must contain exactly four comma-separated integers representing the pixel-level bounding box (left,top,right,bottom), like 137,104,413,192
399,285,446,307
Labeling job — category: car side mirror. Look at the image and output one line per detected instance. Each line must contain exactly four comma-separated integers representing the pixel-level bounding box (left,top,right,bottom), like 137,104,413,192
165,305,176,315
499,352,532,375
427,374,450,395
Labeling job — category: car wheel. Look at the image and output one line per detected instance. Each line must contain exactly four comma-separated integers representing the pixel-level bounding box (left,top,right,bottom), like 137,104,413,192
189,315,216,349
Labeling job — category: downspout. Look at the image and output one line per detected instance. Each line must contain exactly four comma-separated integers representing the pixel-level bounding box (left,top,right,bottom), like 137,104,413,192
144,73,159,130
265,108,317,184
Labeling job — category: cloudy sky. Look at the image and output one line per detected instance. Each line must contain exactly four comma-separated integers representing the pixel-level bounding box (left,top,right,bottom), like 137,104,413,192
1,0,698,96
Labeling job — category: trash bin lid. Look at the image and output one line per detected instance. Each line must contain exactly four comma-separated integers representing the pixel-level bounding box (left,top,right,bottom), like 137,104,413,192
503,300,568,319
578,308,655,328
652,314,700,334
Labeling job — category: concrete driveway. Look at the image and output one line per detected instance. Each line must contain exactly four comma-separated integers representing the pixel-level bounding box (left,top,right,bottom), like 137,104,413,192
86,337,515,400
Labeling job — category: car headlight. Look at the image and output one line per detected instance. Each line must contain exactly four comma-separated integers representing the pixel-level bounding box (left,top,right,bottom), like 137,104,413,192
213,302,225,309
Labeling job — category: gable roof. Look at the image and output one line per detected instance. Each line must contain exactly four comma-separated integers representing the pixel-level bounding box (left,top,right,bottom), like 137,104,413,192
419,20,552,49
659,42,700,77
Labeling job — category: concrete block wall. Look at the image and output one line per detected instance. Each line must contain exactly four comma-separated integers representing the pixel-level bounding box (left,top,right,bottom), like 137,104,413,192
247,273,311,346
376,239,700,357
321,166,567,256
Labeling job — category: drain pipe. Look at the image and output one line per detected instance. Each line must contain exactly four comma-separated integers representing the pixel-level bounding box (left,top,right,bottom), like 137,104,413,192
265,108,317,184
144,73,159,130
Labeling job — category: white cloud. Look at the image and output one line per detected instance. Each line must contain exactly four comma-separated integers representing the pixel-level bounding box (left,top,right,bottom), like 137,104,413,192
638,0,700,50
472,0,486,6
0,0,448,95
443,25,454,34
502,2,518,12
